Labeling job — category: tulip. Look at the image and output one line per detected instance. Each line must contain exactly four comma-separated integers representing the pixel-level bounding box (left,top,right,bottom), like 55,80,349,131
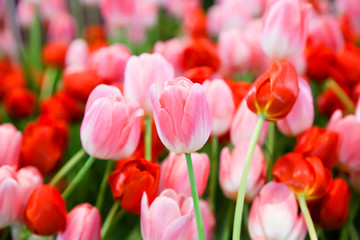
141,189,215,240
0,123,22,169
158,152,209,197
183,66,214,85
150,77,212,154
162,0,201,19
327,110,360,171
108,158,160,214
16,166,43,223
225,79,251,108
248,182,307,240
276,77,314,136
47,12,76,43
0,166,21,228
17,0,35,28
0,65,26,99
80,84,143,160
316,89,345,116
24,185,67,236
356,98,360,122
42,41,68,68
3,88,36,119
294,126,338,169
219,140,266,201
308,179,350,230
21,115,68,174
124,53,175,116
272,153,332,200
246,60,300,121
230,99,269,146
39,0,67,22
202,79,235,136
65,39,90,68
261,0,311,60
57,203,101,240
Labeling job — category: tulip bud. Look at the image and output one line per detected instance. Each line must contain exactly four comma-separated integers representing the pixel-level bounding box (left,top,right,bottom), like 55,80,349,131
42,41,68,68
24,185,67,236
0,123,22,169
150,77,212,154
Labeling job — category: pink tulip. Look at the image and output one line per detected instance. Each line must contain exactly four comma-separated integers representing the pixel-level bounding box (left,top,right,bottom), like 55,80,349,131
65,39,90,68
141,189,215,240
80,84,144,159
90,44,132,84
16,166,43,223
261,0,311,60
150,77,212,154
39,0,68,23
248,182,307,240
0,123,22,170
0,29,18,61
47,12,76,43
17,0,35,28
327,110,360,172
158,152,210,197
124,53,175,116
0,166,21,228
277,77,314,136
230,99,269,146
57,203,101,240
162,0,200,19
219,140,266,201
203,79,235,136
335,0,360,37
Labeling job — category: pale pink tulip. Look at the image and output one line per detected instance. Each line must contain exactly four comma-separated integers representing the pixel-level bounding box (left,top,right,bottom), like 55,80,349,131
230,99,269,146
219,140,266,201
327,110,360,172
39,0,68,22
158,152,210,197
80,84,144,159
90,44,132,84
0,166,21,228
162,0,200,19
17,0,35,28
57,203,101,240
261,0,311,60
277,77,314,136
124,53,175,116
16,166,43,223
0,29,18,61
203,79,235,136
0,123,22,170
65,39,90,68
150,77,212,154
248,182,307,240
47,12,76,43
141,189,215,240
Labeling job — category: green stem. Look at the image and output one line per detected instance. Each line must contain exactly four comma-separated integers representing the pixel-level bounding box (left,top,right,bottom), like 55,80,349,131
101,202,121,239
96,160,116,210
209,136,218,210
185,153,205,240
350,222,359,240
298,195,318,240
266,122,275,181
326,78,355,113
29,8,42,70
145,116,152,161
232,115,266,240
49,149,86,186
222,201,235,240
62,156,96,199
39,67,58,100
69,0,84,37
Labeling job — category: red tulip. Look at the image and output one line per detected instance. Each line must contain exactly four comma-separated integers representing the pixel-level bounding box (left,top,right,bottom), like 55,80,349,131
42,41,68,68
24,185,67,236
3,87,36,118
272,152,332,200
108,158,160,214
246,60,299,121
21,115,68,174
183,66,214,85
0,65,25,99
225,79,251,108
305,44,335,82
317,89,346,116
183,7,207,39
295,126,339,169
309,179,350,230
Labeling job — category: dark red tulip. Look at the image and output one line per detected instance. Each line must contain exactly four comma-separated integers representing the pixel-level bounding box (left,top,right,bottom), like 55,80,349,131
246,60,299,121
317,89,346,116
42,41,68,68
108,158,160,214
295,126,339,169
24,185,67,236
272,152,332,200
4,87,36,118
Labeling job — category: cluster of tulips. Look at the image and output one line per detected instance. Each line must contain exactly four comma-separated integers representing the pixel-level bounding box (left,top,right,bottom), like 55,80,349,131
1,0,360,239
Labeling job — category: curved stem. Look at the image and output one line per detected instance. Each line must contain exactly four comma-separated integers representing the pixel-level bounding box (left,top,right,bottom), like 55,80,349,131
266,122,275,181
145,116,152,161
49,149,86,186
62,156,96,199
209,136,218,210
96,160,116,211
326,78,355,113
232,115,266,240
298,195,318,240
101,202,121,239
185,153,205,240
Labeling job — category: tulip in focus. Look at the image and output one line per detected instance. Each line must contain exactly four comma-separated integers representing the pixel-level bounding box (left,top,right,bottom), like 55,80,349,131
248,181,307,240
57,203,101,240
108,158,160,214
219,140,266,201
158,152,209,197
0,123,22,169
150,77,212,154
81,84,143,160
25,185,67,236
